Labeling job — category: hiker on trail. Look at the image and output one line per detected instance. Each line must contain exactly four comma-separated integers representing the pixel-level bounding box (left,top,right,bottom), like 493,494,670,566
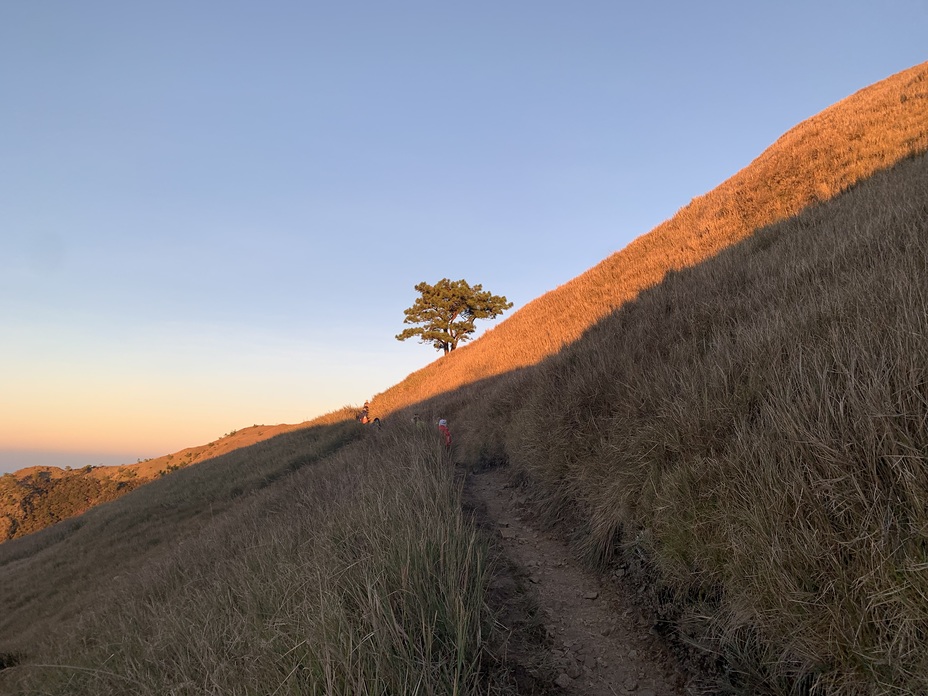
437,418,452,452
360,401,370,424
412,413,424,428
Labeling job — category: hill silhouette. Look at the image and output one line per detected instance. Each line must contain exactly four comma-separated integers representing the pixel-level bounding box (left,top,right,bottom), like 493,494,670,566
2,62,928,694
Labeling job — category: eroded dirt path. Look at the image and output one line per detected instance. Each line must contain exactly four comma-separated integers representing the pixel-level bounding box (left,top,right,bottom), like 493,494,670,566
468,466,693,695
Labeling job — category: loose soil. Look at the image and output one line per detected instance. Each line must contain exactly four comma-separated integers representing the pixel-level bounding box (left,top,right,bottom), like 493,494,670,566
467,465,704,695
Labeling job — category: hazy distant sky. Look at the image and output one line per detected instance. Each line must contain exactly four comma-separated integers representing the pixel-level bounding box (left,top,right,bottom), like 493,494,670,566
1,1,925,473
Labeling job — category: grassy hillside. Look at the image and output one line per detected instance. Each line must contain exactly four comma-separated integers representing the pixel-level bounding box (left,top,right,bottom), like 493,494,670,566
371,60,928,418
0,408,359,543
1,420,501,695
435,149,928,693
0,419,363,655
9,62,925,546
358,60,928,693
3,62,927,695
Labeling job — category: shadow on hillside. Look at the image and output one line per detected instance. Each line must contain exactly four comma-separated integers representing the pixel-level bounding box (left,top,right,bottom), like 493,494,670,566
3,148,927,693
0,419,363,655
369,150,928,694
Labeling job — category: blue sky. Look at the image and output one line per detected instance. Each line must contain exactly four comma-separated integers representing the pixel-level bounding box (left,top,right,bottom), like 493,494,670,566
1,1,925,473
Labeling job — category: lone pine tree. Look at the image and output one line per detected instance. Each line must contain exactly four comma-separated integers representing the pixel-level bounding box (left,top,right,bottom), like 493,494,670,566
396,278,513,354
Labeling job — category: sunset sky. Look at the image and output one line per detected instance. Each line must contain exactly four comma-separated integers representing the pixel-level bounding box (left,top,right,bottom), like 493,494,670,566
2,1,925,473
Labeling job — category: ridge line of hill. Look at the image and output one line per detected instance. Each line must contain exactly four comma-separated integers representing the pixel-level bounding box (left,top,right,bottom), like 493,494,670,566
0,408,358,542
369,60,928,418
4,60,927,547
3,60,928,695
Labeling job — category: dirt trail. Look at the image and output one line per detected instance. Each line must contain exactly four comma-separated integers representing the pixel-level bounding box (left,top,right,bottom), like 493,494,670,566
468,466,696,695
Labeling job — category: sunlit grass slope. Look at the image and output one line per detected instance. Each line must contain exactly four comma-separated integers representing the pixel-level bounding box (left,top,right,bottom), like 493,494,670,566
1,422,496,695
3,61,926,696
1,408,358,543
372,61,928,418
444,149,928,693
12,61,924,544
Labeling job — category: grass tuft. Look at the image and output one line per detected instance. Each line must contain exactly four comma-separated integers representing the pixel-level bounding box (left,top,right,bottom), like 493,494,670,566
2,425,496,695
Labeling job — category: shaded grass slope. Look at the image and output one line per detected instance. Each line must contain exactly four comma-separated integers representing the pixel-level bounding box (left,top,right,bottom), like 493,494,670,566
4,61,927,696
1,422,499,695
372,60,928,418
9,62,926,549
0,419,363,657
445,149,928,693
1,408,359,543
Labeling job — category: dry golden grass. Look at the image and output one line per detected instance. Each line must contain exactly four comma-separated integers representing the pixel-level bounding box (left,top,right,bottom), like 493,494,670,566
125,405,360,479
442,148,928,693
8,408,359,484
3,61,927,696
1,422,498,695
372,61,928,418
351,61,928,693
13,60,925,542
0,420,363,656
1,407,359,543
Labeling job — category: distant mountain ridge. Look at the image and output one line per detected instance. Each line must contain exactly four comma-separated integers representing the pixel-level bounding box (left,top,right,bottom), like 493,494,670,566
0,409,356,542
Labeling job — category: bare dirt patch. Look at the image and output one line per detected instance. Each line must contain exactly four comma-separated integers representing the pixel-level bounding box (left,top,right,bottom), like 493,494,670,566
468,465,697,695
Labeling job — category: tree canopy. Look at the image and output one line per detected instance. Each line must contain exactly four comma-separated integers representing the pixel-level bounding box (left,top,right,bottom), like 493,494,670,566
396,278,513,354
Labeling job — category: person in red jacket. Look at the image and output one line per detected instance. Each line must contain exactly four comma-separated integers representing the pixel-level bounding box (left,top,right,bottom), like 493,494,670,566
437,418,452,452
